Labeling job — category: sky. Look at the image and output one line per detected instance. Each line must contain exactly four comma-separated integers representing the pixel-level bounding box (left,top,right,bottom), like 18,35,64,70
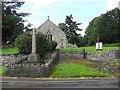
18,0,119,36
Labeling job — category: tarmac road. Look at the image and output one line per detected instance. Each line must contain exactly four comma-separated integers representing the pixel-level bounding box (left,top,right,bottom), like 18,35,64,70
1,78,119,88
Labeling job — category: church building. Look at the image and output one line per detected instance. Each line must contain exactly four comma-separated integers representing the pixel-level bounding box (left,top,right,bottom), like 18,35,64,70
36,17,72,48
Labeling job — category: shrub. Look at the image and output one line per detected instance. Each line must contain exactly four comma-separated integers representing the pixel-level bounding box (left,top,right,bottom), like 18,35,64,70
49,41,57,52
14,32,51,57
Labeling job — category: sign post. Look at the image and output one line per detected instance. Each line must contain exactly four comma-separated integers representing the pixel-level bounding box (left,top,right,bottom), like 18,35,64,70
96,42,102,51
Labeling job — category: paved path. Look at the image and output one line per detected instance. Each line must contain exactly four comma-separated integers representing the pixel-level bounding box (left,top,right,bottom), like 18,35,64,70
1,78,119,88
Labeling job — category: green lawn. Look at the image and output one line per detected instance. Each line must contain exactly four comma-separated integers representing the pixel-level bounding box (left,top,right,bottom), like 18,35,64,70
0,46,118,54
49,63,109,78
59,47,119,53
0,66,5,76
0,47,19,54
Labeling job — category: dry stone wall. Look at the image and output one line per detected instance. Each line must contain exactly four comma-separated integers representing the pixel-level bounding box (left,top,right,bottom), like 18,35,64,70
59,49,120,61
0,54,28,66
4,51,59,78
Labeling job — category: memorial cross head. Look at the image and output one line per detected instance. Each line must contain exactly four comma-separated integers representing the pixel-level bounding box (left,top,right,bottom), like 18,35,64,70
30,28,37,35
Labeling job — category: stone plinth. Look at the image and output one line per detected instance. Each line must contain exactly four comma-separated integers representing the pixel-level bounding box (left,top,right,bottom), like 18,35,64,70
27,53,40,63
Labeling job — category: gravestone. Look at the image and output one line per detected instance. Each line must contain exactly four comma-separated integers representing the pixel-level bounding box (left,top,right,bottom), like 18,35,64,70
27,28,40,63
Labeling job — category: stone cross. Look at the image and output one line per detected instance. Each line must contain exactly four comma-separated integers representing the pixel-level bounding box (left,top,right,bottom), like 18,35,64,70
31,28,37,54
28,28,40,63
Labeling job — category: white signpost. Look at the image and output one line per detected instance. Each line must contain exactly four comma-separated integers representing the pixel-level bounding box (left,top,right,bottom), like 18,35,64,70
96,42,102,51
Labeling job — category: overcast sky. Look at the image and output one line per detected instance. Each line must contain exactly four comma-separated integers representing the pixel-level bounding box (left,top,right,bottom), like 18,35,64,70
18,0,119,36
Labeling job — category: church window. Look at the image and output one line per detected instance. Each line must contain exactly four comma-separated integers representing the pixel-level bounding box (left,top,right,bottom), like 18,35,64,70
46,31,52,41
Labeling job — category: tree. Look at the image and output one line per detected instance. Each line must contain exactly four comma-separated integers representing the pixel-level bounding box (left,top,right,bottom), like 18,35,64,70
2,2,32,45
58,14,82,45
69,35,87,47
58,23,66,32
85,8,120,46
65,14,82,39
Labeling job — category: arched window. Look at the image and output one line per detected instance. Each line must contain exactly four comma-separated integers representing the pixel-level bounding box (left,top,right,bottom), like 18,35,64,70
46,30,52,42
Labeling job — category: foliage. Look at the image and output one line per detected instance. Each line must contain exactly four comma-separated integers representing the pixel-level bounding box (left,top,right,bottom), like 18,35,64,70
58,14,82,44
49,63,109,78
14,32,51,57
85,8,120,46
58,23,66,33
68,35,86,47
59,47,119,53
0,47,19,54
69,35,80,45
103,43,120,47
0,66,5,76
2,2,32,45
49,41,57,52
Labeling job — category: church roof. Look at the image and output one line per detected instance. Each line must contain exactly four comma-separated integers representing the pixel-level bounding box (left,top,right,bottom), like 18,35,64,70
37,17,61,31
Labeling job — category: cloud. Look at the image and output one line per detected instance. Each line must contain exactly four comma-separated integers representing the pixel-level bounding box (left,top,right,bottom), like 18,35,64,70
104,0,119,13
77,23,89,36
32,10,44,16
24,0,112,10
47,6,61,16
25,0,58,9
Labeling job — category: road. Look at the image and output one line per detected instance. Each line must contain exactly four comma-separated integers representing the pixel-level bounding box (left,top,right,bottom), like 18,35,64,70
1,78,119,88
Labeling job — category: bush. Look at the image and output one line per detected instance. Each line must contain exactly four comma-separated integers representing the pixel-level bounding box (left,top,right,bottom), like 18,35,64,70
14,32,51,57
49,41,57,52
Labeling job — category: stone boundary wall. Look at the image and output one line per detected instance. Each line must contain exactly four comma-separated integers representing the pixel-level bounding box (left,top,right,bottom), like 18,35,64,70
0,54,28,66
4,51,59,77
59,49,120,61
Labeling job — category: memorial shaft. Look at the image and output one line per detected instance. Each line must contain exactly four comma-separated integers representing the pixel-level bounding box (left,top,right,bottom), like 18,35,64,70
32,28,36,54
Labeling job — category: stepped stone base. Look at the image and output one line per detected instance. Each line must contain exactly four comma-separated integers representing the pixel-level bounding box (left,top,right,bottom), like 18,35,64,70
27,53,40,63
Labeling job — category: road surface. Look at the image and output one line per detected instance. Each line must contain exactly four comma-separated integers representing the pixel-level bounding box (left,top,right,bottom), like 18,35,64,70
1,78,119,88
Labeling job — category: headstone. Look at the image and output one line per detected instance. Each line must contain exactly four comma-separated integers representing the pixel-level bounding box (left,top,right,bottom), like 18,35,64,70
27,28,40,63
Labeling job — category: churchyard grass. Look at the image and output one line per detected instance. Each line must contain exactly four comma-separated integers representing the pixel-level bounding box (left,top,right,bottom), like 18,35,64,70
49,63,109,78
0,47,19,54
59,47,119,53
0,66,5,76
0,46,118,54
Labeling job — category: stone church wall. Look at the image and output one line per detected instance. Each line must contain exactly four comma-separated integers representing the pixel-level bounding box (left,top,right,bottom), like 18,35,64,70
36,19,68,48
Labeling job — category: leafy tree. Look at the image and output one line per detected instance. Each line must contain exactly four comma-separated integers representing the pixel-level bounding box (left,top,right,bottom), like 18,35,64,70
85,8,120,46
65,14,82,39
2,2,32,45
58,15,82,45
69,35,87,47
58,23,66,32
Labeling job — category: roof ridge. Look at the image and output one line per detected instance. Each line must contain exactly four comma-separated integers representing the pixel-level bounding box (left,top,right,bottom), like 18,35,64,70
36,19,65,34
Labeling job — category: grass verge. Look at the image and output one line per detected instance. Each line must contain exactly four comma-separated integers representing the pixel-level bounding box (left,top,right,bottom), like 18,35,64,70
0,47,19,54
59,47,119,53
0,66,5,76
49,63,109,78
